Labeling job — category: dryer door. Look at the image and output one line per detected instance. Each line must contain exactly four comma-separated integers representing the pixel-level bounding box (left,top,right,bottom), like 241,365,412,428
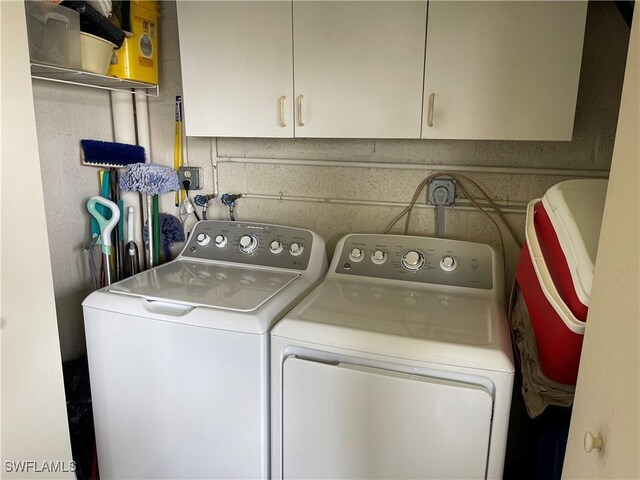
282,356,493,479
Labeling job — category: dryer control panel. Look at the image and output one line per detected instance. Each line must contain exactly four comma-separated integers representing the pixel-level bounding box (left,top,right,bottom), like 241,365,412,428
334,234,494,290
180,221,314,270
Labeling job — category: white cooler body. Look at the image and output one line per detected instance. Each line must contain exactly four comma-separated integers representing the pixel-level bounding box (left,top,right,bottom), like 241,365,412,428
515,180,608,384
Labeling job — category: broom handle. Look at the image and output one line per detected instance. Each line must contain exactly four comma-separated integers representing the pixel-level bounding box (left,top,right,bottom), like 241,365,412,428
153,195,161,265
139,193,149,270
146,194,156,268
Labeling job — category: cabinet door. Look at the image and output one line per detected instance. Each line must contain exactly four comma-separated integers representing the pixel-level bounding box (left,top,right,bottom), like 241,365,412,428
423,1,587,141
2,1,74,469
177,1,294,137
563,7,639,478
293,1,427,138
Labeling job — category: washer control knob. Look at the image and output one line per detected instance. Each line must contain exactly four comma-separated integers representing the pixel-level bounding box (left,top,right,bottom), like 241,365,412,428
239,234,259,254
196,233,211,246
401,250,424,271
270,240,284,254
214,234,227,248
440,255,457,272
289,242,304,256
371,250,387,265
349,247,364,262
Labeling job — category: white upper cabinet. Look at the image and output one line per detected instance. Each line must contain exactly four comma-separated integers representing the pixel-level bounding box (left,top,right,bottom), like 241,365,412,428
292,1,427,138
176,1,294,137
176,1,587,140
422,1,587,141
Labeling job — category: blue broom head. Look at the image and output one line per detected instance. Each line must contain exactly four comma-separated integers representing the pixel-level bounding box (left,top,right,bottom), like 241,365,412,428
143,213,185,246
119,163,181,195
80,140,146,167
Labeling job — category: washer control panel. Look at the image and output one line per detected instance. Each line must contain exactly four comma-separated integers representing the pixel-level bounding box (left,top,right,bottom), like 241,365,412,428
335,234,493,289
180,221,314,270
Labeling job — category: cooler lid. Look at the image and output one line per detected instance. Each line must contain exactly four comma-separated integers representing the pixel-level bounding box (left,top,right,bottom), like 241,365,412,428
542,179,608,304
109,259,299,312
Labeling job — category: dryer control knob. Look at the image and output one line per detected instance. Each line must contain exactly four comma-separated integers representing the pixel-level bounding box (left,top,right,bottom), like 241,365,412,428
239,234,259,254
372,250,387,265
440,255,457,272
270,240,284,254
197,233,211,246
402,250,424,271
214,235,228,248
289,242,304,256
349,248,364,262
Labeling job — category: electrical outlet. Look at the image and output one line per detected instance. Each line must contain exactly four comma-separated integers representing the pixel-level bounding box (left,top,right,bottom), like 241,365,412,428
427,178,456,206
178,166,203,190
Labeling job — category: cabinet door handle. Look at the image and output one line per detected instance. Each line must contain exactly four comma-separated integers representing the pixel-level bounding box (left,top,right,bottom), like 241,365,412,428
279,96,287,128
296,94,305,127
584,431,604,453
427,93,435,127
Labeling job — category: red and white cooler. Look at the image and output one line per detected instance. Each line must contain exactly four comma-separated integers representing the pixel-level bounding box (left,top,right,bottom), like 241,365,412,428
516,179,608,385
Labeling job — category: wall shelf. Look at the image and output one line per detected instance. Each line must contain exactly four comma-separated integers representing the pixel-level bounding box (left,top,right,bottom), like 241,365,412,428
30,63,159,97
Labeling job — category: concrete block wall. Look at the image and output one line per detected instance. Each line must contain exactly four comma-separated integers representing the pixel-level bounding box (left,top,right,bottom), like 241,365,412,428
33,0,629,360
149,0,627,285
33,83,112,360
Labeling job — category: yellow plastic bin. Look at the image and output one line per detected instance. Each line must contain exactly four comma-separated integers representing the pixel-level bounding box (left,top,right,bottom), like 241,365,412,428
108,1,158,84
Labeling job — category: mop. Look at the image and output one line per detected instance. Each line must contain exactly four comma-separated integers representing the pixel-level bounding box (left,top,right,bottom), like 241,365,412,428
143,213,186,263
119,164,180,268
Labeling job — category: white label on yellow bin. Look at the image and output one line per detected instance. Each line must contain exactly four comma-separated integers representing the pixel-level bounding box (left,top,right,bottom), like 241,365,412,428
137,17,155,60
139,34,152,58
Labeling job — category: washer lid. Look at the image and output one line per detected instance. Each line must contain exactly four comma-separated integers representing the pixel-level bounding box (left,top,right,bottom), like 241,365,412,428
273,279,514,373
109,259,299,312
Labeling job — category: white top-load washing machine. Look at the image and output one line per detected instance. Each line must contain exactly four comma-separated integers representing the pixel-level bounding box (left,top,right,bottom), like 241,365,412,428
271,234,514,479
83,220,326,479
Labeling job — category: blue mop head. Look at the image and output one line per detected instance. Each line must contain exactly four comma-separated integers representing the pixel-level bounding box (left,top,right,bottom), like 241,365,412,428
143,213,185,246
119,163,180,195
160,214,185,247
143,213,185,262
80,140,146,168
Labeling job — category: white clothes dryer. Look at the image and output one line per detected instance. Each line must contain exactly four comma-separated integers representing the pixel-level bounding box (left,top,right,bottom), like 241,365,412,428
271,234,514,479
83,221,326,479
